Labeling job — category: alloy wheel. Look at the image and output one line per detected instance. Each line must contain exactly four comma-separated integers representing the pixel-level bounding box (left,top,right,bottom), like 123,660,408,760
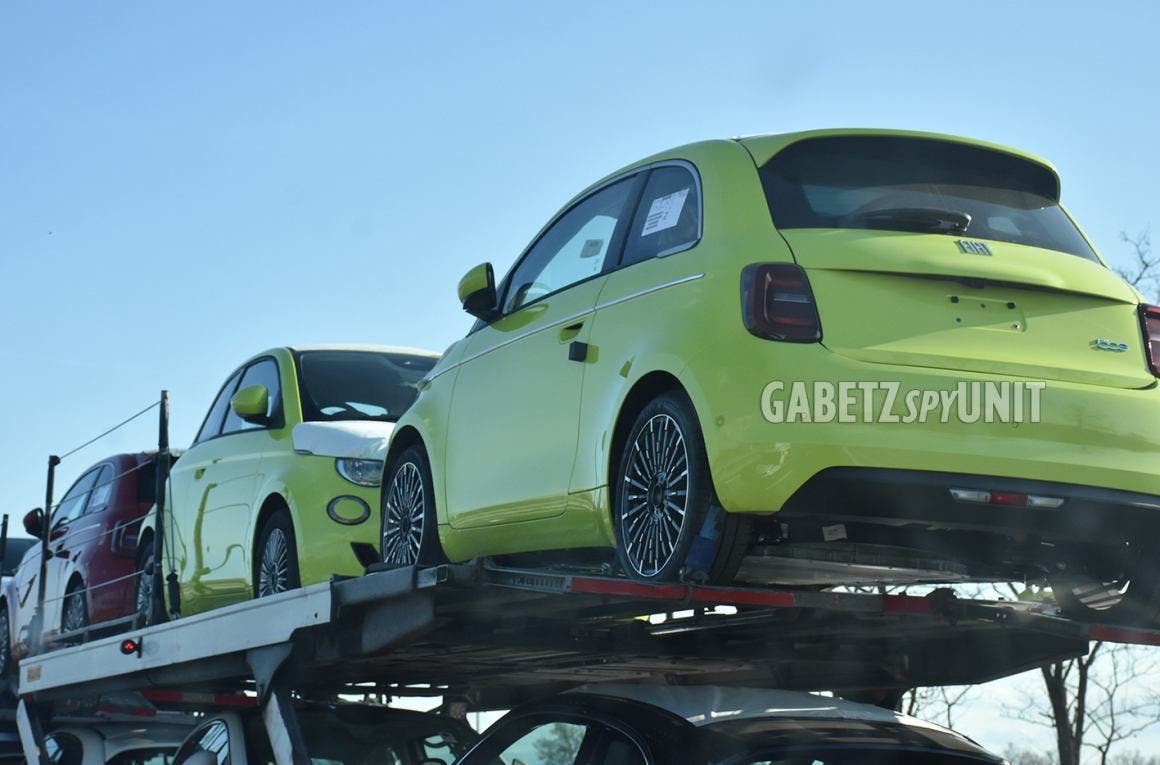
258,528,291,596
62,590,87,635
620,413,690,577
136,563,156,624
382,461,425,566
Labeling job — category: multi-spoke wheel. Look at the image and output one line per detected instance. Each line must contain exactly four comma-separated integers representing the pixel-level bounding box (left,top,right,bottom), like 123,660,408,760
381,445,444,567
254,510,301,598
135,543,165,626
613,391,750,583
61,580,89,642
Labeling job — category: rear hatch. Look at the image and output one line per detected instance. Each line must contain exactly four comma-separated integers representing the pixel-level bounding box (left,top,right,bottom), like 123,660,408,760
751,134,1152,389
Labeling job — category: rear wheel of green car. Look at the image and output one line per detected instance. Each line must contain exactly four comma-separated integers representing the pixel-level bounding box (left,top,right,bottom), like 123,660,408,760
380,445,445,568
1051,545,1160,626
613,391,750,584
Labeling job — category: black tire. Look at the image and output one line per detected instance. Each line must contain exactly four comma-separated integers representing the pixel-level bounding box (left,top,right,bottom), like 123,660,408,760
61,579,88,642
254,510,301,598
612,390,751,583
135,541,166,627
380,445,445,567
1050,549,1160,626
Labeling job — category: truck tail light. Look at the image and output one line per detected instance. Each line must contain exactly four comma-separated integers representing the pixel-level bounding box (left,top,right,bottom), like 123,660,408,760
1140,305,1160,377
741,263,822,342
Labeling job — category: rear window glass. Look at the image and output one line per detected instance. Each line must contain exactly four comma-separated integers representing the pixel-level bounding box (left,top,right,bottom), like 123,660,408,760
758,136,1098,262
295,351,438,423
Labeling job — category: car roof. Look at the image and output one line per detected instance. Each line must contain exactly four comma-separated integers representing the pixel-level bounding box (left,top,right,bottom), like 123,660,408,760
283,343,440,357
52,721,193,757
569,684,946,732
737,127,1057,174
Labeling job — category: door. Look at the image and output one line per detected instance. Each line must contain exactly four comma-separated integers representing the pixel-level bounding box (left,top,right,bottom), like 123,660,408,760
51,463,114,629
445,176,640,529
170,358,282,610
41,466,102,638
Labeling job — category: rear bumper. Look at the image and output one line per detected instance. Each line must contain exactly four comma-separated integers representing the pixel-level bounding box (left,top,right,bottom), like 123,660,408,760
686,341,1160,522
779,467,1160,543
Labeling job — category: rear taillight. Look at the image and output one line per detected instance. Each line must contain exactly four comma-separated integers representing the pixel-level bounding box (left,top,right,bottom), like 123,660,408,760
741,263,822,342
1140,305,1160,377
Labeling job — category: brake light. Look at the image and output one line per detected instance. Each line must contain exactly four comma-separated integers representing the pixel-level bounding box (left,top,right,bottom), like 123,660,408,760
741,263,822,342
1140,305,1160,377
949,488,1063,509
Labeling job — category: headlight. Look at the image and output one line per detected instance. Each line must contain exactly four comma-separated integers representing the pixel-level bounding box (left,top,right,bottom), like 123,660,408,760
335,458,384,487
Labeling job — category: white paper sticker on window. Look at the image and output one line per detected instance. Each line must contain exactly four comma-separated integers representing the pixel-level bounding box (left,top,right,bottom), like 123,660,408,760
640,188,690,237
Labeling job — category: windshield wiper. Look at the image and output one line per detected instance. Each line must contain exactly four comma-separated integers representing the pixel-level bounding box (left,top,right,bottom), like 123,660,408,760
849,207,972,234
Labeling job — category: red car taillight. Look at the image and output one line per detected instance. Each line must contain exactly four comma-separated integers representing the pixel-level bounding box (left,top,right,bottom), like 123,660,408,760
741,263,822,342
1141,305,1160,377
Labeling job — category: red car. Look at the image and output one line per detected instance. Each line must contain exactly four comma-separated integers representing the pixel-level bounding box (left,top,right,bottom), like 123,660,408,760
1,452,164,672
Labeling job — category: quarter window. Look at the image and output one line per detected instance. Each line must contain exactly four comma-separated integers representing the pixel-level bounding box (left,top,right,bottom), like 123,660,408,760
85,465,115,514
196,371,243,443
502,178,637,314
221,358,282,435
621,165,701,266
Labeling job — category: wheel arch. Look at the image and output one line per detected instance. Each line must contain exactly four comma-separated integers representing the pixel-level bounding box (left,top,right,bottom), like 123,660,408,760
384,425,425,471
607,370,696,490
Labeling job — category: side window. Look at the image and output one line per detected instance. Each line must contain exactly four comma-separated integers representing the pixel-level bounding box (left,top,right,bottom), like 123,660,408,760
492,722,589,765
221,358,282,435
502,178,637,314
174,720,230,765
107,749,176,765
621,165,701,267
53,468,101,529
196,371,243,443
592,731,647,765
45,733,83,765
86,465,115,515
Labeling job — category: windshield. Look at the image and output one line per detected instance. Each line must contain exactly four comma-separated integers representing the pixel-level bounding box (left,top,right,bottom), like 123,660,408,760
294,351,437,423
758,135,1099,261
246,709,472,765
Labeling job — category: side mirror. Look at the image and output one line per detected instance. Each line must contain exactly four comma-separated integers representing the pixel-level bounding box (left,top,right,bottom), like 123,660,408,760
23,508,44,540
457,263,498,322
230,384,269,424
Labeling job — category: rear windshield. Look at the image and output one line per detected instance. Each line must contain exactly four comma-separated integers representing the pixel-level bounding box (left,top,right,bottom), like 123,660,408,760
758,136,1099,262
295,350,437,423
706,718,999,764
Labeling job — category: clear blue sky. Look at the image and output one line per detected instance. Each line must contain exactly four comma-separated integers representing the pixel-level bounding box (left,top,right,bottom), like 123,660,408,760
2,2,1158,755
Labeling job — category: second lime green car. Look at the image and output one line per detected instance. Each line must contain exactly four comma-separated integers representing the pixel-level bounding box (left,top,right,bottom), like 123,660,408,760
380,130,1160,625
148,345,437,616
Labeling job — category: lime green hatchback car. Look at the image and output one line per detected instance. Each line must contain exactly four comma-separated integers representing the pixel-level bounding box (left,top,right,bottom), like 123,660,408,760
380,130,1160,624
149,345,437,617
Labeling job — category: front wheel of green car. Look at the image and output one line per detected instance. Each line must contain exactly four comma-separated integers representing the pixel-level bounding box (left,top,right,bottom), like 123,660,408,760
613,391,750,584
380,445,445,568
254,510,301,598
1050,546,1160,626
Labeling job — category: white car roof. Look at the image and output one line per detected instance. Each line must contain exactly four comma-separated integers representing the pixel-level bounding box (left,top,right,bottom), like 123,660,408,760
52,721,193,759
570,684,948,733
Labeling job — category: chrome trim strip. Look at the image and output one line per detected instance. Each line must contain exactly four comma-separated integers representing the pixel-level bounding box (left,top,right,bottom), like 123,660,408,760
454,306,597,368
429,273,705,379
593,272,704,312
